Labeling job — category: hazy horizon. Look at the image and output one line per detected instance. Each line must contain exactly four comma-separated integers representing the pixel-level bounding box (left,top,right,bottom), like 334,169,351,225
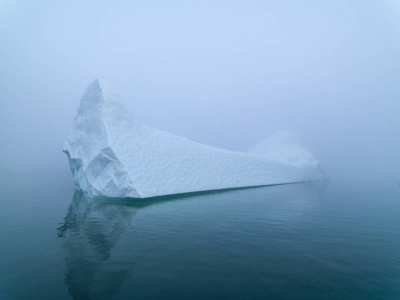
1,0,399,187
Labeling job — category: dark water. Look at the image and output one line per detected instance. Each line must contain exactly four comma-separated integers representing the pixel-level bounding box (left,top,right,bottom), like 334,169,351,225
0,177,399,299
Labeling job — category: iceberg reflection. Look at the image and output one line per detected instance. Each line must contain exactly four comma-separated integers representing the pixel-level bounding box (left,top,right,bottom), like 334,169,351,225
57,191,136,300
57,182,326,299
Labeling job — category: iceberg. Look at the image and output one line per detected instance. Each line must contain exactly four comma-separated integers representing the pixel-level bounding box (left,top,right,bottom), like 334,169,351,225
63,79,325,198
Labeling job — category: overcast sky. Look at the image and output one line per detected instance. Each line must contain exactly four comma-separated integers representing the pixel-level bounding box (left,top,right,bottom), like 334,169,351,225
1,0,399,186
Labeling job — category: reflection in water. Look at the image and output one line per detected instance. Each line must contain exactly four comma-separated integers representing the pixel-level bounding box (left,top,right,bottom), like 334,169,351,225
254,181,326,225
57,191,136,300
57,182,326,299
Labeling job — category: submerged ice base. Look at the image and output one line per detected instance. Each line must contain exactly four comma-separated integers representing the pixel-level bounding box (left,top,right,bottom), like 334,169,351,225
63,79,325,198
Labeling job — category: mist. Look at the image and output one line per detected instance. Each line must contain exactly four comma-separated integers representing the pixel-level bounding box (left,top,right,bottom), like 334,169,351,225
1,0,399,187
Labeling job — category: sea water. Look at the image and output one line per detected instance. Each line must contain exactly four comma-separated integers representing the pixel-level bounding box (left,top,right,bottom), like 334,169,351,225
0,175,399,299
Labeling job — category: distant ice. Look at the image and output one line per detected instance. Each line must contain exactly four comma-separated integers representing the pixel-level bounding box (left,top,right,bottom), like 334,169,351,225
249,130,319,167
63,79,326,198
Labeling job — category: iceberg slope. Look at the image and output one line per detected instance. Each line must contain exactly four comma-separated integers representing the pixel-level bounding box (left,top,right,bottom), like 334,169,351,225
63,79,325,198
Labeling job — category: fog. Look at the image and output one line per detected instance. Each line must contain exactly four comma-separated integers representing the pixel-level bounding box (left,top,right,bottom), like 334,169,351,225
1,0,399,187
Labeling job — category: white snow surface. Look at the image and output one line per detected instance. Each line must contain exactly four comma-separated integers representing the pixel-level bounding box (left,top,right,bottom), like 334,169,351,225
63,79,325,198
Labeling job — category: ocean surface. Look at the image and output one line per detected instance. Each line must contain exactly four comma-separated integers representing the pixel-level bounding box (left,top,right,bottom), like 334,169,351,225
0,175,399,299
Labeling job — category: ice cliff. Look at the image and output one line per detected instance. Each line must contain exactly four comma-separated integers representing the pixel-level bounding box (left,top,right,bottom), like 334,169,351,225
63,79,325,198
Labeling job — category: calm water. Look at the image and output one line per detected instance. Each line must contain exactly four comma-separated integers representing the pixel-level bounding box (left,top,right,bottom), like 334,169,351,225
0,176,399,299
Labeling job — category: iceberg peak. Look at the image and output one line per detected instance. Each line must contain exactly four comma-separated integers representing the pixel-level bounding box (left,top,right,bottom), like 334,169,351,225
81,78,124,105
63,80,326,199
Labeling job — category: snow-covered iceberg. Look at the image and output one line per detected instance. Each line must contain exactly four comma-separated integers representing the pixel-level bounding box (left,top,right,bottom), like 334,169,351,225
63,79,325,198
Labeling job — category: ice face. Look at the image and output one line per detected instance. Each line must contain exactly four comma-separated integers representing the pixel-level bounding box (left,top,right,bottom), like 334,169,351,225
63,79,326,198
